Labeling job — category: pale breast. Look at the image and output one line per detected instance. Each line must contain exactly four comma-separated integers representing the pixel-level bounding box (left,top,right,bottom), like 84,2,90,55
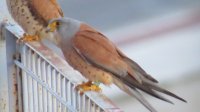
7,0,46,36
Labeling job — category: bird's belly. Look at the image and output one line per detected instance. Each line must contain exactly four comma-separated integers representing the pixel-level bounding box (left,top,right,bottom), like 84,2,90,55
64,49,113,85
7,0,45,36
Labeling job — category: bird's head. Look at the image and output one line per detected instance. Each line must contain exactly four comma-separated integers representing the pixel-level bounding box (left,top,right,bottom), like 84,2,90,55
47,18,80,32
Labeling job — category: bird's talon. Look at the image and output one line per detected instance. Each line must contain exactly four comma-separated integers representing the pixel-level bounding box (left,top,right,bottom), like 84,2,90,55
17,34,40,43
90,85,102,92
76,81,102,94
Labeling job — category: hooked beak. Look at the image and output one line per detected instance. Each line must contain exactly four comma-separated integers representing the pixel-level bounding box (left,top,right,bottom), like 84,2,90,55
47,21,58,32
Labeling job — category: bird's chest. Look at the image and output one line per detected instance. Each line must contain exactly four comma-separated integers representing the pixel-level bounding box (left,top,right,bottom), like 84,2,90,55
7,0,45,35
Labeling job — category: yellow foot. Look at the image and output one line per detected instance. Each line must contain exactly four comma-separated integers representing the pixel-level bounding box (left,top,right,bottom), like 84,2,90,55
76,81,102,95
17,33,40,43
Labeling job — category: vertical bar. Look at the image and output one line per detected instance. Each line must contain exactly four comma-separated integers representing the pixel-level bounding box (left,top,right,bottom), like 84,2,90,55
69,87,73,112
37,57,44,112
0,35,10,112
81,94,86,112
32,52,39,112
61,76,66,112
57,73,61,112
21,45,29,112
0,26,9,112
47,65,52,112
100,108,104,112
70,83,74,109
85,96,89,112
75,90,78,111
65,79,69,112
1,28,20,112
52,69,57,112
27,49,34,112
93,103,96,112
15,55,23,112
41,61,47,112
77,92,82,112
88,98,92,112
67,81,72,112
96,106,101,112
91,103,95,112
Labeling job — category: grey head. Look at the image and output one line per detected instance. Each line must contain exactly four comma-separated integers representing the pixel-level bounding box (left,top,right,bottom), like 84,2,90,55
48,17,81,40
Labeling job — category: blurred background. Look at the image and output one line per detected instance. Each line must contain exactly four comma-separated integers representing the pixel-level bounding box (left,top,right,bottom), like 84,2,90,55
1,0,200,112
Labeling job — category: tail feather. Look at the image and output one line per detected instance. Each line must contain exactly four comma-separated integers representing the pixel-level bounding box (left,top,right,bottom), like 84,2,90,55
114,48,186,112
117,51,187,102
127,59,158,83
130,88,158,112
143,79,187,102
125,75,174,104
113,78,158,112
116,49,158,83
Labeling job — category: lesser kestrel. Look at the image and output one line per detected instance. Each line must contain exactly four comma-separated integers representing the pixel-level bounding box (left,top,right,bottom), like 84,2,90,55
6,0,63,44
47,18,186,112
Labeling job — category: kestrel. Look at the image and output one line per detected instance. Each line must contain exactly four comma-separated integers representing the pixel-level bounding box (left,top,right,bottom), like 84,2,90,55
47,18,187,112
6,0,63,44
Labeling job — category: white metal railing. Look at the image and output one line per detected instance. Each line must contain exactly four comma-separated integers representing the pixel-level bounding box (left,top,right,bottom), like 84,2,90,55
0,23,122,112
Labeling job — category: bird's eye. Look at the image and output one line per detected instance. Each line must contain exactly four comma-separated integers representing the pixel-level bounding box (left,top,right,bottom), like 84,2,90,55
56,21,60,26
47,21,60,32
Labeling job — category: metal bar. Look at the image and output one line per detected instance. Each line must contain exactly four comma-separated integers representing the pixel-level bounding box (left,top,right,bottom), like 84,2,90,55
61,75,67,112
27,49,34,112
0,26,20,112
14,60,77,112
32,52,39,112
56,73,61,112
0,34,9,112
41,61,47,112
21,45,29,112
52,69,57,112
47,65,53,112
36,57,44,112
15,52,23,112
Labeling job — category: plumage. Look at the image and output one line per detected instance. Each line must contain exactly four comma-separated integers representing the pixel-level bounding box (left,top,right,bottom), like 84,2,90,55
74,24,143,83
6,0,63,44
48,18,186,112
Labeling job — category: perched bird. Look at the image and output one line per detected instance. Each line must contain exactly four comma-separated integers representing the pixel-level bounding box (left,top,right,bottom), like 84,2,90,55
6,0,63,44
47,18,187,112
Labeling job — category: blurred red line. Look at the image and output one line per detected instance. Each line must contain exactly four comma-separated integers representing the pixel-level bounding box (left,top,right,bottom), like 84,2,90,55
116,10,200,46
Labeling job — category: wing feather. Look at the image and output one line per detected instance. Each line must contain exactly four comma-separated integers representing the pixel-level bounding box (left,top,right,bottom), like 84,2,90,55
72,24,129,78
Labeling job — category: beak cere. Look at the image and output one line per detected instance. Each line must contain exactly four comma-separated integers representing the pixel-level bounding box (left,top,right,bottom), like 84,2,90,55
47,21,58,32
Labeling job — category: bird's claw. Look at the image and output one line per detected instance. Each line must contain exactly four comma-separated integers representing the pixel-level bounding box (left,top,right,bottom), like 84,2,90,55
76,81,102,95
17,33,40,43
